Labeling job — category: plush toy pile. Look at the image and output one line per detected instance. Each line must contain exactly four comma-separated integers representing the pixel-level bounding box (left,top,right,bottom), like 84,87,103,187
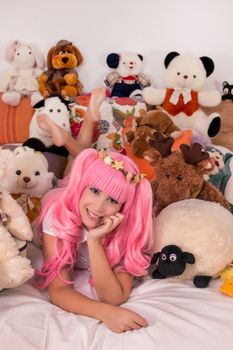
0,149,34,290
143,51,222,138
0,40,44,106
38,39,83,99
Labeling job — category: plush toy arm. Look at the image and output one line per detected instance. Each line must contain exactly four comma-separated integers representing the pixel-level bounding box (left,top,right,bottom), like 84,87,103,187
142,87,166,106
198,90,221,107
138,73,151,88
199,182,230,210
104,72,121,87
1,191,33,241
0,69,16,92
64,72,78,85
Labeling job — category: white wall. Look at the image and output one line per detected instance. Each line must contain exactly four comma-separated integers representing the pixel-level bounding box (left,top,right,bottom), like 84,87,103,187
1,0,232,92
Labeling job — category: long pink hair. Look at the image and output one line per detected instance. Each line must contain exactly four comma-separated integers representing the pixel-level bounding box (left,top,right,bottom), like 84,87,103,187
35,148,154,288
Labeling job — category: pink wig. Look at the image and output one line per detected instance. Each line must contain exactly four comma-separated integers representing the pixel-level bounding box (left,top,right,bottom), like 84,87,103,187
35,148,154,288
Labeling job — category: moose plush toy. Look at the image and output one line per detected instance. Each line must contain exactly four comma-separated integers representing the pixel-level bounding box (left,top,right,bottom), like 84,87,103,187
143,52,222,138
0,40,45,106
126,110,181,158
38,39,83,99
144,133,230,214
105,52,151,97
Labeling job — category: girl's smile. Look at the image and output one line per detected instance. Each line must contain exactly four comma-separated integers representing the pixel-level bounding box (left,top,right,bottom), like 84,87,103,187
79,187,123,230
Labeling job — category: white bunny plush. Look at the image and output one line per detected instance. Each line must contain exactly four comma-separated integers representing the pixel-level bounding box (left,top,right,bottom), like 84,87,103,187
0,40,45,106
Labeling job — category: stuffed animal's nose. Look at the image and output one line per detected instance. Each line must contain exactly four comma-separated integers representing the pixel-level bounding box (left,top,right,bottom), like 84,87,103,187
62,57,69,64
183,75,188,79
23,177,31,183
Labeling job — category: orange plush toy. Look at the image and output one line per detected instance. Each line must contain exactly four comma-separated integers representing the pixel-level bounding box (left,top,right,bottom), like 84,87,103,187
38,40,83,99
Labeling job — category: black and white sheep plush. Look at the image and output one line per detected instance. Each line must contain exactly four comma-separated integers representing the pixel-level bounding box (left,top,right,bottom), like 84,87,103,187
151,199,233,288
23,95,72,157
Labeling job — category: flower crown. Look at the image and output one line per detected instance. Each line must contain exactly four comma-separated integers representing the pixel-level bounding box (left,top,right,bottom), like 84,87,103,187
99,150,145,185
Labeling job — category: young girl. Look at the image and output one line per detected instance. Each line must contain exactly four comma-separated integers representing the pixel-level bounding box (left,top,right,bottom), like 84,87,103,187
35,148,154,333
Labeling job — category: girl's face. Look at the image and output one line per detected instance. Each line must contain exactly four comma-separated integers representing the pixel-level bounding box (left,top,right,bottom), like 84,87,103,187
79,187,123,230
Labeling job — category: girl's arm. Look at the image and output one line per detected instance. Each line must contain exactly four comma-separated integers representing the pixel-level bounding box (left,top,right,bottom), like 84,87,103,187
43,234,148,333
87,214,134,306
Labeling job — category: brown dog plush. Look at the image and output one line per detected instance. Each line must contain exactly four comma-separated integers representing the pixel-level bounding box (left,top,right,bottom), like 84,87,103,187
144,132,230,214
38,39,83,99
126,110,181,157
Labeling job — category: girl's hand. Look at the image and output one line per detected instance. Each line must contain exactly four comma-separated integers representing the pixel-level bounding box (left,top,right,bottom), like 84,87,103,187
101,305,148,333
88,213,124,241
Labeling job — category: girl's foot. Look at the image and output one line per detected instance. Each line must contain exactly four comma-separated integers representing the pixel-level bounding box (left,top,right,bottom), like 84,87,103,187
87,87,106,122
37,114,69,147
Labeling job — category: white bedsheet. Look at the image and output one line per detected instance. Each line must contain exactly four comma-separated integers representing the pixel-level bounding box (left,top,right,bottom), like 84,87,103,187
1,243,233,350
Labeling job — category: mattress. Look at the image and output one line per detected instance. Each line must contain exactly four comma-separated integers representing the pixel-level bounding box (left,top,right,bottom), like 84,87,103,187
1,242,233,350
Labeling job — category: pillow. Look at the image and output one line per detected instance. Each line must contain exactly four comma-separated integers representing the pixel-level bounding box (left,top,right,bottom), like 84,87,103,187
71,96,147,152
0,94,33,144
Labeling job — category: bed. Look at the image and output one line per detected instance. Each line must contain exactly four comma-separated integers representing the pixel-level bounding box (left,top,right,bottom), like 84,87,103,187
1,242,233,350
1,96,233,350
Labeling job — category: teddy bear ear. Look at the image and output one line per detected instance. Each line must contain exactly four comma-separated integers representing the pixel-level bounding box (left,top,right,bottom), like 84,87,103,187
164,51,180,69
106,53,120,68
199,56,214,77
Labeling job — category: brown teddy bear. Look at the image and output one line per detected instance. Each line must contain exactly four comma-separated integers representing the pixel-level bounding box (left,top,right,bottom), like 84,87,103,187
144,132,230,214
126,109,181,157
38,39,83,99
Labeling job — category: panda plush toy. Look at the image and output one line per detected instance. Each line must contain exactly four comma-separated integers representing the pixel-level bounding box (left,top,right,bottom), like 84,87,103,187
105,52,151,98
222,81,233,101
143,51,222,138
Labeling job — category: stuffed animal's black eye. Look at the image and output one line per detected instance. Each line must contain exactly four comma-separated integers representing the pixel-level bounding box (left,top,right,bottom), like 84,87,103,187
49,109,53,112
17,53,20,56
177,175,182,180
166,173,170,178
29,51,32,55
170,254,177,262
123,62,126,65
193,75,196,78
177,72,180,75
57,109,61,112
161,253,166,261
35,171,40,176
16,170,21,175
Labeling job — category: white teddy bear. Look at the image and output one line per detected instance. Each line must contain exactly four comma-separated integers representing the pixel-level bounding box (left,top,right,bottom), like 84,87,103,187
0,40,45,106
0,149,34,290
1,146,54,198
105,52,151,98
143,51,221,138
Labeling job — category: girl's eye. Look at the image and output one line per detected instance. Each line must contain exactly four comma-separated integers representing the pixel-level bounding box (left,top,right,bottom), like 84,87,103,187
90,187,99,195
108,197,118,205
